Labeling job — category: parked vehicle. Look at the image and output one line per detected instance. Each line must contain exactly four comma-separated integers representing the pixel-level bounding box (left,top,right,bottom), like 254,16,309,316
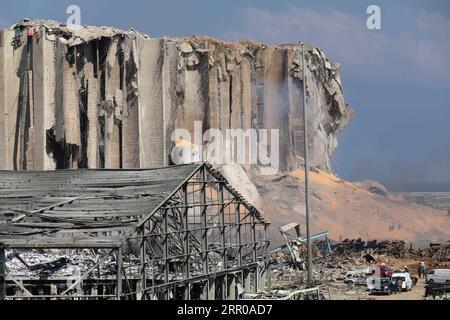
425,282,450,299
391,272,414,291
344,271,367,285
367,277,392,295
426,269,450,284
368,264,394,278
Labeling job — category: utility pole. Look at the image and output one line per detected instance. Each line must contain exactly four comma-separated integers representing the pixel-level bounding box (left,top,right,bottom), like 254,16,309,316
301,43,313,284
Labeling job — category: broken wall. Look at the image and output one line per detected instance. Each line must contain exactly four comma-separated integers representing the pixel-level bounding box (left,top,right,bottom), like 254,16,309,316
0,20,352,172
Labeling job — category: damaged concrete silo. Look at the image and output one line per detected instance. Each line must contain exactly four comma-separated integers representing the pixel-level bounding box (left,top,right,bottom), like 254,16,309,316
0,20,352,172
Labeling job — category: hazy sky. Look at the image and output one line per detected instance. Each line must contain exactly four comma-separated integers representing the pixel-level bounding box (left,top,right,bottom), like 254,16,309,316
1,0,449,188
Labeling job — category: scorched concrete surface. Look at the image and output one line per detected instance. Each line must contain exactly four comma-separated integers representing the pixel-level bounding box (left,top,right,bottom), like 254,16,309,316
0,19,352,172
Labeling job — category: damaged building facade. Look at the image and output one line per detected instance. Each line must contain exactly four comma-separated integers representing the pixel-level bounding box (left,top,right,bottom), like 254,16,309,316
0,20,352,173
0,20,354,300
0,162,270,300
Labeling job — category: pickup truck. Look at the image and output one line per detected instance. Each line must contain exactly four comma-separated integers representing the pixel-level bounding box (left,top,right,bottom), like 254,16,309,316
367,277,392,295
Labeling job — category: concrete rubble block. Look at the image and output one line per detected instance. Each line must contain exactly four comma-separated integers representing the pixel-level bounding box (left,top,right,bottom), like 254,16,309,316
186,53,199,67
179,41,193,54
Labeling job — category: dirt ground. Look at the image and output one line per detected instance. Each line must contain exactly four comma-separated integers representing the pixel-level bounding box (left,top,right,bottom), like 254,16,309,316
332,255,447,300
271,252,449,300
326,278,427,300
373,279,426,300
256,166,450,247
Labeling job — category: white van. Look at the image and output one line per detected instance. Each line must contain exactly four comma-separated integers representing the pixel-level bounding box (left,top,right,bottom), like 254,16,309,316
426,269,450,284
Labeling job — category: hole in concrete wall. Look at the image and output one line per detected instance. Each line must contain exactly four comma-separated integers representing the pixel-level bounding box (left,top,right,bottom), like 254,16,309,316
75,45,85,74
96,38,110,169
13,37,33,170
46,128,80,169
78,78,88,168
125,47,138,106
98,38,110,100
328,92,341,121
118,121,123,169
199,53,210,132
98,114,105,168
66,46,75,66
118,40,125,169
93,40,100,79
118,41,125,91
229,75,233,129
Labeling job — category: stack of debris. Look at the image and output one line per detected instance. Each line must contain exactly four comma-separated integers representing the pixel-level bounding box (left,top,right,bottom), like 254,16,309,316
409,242,450,266
5,249,117,278
270,238,449,300
244,286,325,300
270,223,332,269
330,239,408,258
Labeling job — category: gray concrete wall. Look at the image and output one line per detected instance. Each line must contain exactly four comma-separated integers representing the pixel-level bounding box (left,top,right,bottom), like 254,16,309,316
0,30,23,170
137,38,165,168
32,29,56,170
0,23,352,172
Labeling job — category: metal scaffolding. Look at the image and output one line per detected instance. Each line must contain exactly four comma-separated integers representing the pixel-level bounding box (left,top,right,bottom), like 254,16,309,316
0,162,270,300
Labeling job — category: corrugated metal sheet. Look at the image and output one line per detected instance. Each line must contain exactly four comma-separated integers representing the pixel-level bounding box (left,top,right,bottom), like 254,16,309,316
0,163,201,248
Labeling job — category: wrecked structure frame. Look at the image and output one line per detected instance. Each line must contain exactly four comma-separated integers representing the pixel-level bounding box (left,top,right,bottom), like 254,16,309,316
0,162,271,300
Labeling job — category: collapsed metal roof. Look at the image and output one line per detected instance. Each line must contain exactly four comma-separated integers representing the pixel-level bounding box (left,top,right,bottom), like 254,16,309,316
0,162,268,249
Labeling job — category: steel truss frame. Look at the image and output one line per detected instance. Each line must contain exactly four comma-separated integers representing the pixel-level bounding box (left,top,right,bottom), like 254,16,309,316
0,163,270,300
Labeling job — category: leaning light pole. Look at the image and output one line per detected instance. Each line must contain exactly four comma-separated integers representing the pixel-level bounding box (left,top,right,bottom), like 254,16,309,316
301,43,313,284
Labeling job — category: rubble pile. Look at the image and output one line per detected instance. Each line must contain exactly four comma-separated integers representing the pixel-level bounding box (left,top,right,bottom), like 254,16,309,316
255,161,450,246
409,243,450,265
5,249,116,278
331,239,409,259
245,287,326,300
271,239,450,299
